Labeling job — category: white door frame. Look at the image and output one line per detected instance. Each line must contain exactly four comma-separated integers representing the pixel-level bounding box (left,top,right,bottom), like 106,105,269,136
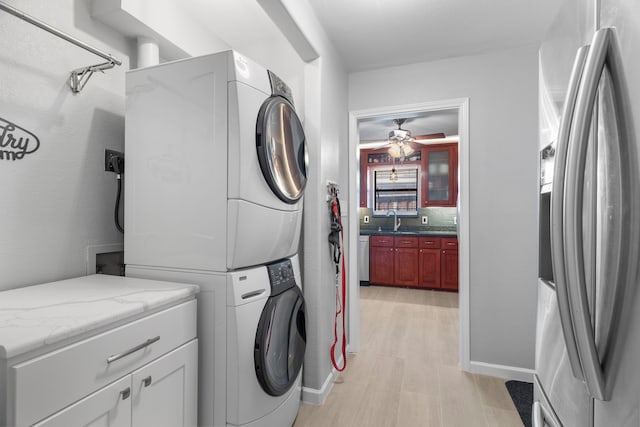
347,98,470,371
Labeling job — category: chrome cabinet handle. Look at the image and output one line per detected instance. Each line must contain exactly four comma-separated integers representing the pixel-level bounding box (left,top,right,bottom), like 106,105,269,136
106,336,160,364
551,44,589,381
564,27,638,401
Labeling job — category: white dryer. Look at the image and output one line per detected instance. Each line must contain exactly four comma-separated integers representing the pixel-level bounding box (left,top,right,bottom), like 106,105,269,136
125,50,307,272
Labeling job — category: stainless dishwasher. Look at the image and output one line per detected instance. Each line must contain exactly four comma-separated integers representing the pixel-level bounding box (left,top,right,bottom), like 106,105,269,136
358,235,369,283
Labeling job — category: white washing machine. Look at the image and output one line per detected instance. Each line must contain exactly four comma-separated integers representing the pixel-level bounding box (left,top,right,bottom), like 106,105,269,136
226,256,305,427
125,50,307,272
126,254,306,427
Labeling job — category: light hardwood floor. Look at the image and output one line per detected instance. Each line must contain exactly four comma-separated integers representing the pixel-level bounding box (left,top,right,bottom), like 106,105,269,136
294,286,524,427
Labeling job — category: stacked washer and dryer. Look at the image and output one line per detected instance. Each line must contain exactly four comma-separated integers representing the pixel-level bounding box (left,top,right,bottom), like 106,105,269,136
124,51,308,427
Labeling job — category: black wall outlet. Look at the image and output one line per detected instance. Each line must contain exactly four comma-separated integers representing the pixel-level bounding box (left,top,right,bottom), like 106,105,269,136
105,149,124,173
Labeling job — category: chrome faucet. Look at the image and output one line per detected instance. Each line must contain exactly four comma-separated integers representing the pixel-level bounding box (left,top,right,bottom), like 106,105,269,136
386,210,401,232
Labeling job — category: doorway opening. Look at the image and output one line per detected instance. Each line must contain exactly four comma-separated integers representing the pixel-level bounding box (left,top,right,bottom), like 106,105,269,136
347,98,470,371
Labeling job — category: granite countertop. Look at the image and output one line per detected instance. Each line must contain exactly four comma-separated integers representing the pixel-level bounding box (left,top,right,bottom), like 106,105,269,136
0,274,199,360
360,228,458,237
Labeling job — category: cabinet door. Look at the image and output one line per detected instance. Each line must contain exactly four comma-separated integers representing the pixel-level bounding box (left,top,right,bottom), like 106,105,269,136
441,249,459,291
33,376,132,427
422,144,457,207
369,246,395,285
394,248,419,286
131,339,198,427
418,249,441,289
360,149,369,207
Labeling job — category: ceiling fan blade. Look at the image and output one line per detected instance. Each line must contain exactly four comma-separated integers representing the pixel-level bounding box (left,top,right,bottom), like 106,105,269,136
413,135,459,145
359,140,389,149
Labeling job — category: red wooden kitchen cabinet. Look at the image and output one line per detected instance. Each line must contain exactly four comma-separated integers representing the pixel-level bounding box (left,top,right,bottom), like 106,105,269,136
418,237,441,289
370,235,458,291
440,238,459,291
369,236,395,285
393,237,419,287
421,143,458,207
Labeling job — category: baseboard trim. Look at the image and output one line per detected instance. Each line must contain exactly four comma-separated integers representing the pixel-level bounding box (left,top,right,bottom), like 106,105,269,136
301,357,343,405
468,361,535,383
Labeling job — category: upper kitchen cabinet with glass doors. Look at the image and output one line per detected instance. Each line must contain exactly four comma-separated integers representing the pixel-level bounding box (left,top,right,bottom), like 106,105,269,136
421,143,458,207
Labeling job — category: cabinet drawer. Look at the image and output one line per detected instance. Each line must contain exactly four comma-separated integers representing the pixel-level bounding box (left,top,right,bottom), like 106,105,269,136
394,237,418,248
11,299,197,427
370,236,394,247
441,237,458,249
419,237,441,249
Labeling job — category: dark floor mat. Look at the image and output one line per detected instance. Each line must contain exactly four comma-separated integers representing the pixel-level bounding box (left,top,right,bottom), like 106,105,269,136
505,380,533,427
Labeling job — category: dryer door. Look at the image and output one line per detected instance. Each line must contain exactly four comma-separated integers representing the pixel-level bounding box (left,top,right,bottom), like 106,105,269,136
254,285,306,396
256,96,308,204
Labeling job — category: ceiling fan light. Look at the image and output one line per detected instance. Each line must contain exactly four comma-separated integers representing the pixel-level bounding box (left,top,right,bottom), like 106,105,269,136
388,143,402,158
402,144,414,156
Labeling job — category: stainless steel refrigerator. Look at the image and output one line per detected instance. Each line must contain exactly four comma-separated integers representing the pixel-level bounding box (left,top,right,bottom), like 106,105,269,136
536,0,640,425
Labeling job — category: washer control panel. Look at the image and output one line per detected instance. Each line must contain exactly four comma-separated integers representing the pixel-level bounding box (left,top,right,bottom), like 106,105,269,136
266,259,296,295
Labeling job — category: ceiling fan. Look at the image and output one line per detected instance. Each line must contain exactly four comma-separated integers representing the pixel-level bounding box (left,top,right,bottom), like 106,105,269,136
359,118,458,156
387,118,417,158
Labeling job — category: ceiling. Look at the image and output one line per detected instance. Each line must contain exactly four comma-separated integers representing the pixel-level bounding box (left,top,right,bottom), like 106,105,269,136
305,0,563,143
358,110,459,142
305,0,562,72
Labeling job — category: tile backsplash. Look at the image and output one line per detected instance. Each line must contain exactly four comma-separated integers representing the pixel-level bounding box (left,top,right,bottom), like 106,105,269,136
359,207,457,232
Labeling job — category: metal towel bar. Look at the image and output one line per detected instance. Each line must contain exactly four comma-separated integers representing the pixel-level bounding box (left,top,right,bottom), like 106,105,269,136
0,1,122,93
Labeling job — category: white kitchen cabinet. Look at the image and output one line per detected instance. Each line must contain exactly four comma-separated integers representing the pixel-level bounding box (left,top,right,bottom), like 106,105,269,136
33,376,132,427
131,340,198,427
0,275,199,427
33,340,198,427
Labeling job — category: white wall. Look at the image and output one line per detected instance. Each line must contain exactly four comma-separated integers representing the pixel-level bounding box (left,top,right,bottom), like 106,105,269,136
277,0,349,399
349,46,539,370
0,0,132,290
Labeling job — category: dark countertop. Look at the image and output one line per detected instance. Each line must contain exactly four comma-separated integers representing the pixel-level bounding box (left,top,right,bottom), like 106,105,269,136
360,228,457,237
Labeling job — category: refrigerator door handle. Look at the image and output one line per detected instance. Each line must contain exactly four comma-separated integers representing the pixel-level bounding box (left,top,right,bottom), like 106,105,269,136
532,401,562,427
551,45,590,381
564,27,638,402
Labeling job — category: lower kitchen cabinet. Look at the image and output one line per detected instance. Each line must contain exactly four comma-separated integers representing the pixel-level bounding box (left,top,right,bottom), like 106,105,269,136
440,238,459,291
34,340,197,427
394,246,419,287
4,298,198,427
418,237,441,289
369,235,458,291
370,236,419,287
132,339,198,427
369,236,395,285
33,376,132,427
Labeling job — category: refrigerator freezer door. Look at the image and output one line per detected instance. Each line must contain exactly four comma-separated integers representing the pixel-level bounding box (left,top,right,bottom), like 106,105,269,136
593,0,640,424
536,279,592,427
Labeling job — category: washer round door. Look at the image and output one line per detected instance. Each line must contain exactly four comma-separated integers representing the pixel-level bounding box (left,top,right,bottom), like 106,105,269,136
256,96,308,204
254,285,306,396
